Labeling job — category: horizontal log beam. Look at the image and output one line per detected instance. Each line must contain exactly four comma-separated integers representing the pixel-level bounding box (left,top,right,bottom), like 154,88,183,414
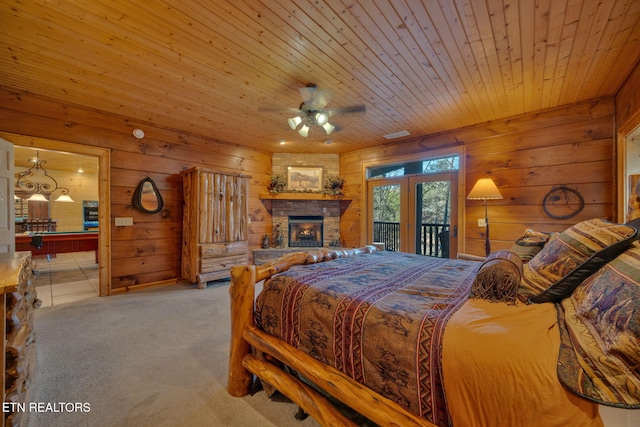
254,245,378,282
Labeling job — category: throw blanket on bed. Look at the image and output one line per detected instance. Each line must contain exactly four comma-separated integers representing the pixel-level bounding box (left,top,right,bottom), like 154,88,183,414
555,241,640,408
255,251,478,426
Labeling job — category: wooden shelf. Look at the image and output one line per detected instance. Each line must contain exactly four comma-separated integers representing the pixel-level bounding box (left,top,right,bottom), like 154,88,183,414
259,192,350,201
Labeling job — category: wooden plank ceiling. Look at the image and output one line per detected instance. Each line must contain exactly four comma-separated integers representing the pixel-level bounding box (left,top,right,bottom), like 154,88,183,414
14,146,99,175
2,0,640,154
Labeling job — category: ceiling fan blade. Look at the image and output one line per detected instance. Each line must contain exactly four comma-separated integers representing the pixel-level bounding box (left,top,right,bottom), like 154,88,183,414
298,84,333,110
258,106,301,115
329,104,366,115
310,88,333,109
298,86,315,102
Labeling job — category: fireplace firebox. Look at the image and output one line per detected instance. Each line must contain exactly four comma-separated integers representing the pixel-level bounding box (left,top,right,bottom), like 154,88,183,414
288,216,323,247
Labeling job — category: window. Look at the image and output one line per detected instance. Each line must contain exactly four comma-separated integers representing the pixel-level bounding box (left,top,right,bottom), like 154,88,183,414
367,155,459,178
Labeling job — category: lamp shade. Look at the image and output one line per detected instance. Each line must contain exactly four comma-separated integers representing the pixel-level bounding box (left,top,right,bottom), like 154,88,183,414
298,124,310,137
288,116,302,130
315,112,329,126
54,194,75,202
467,178,503,200
27,193,49,202
321,122,335,135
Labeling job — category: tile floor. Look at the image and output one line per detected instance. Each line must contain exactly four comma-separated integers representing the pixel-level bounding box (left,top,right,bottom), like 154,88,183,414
32,251,99,307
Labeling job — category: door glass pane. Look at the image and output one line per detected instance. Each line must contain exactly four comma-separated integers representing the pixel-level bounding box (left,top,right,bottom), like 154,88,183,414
372,184,401,251
415,180,451,257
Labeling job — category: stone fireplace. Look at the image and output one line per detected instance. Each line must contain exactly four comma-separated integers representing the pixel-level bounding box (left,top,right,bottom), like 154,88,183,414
272,199,340,248
253,197,345,265
288,216,323,247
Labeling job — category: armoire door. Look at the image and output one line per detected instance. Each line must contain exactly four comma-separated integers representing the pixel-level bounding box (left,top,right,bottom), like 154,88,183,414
0,138,14,253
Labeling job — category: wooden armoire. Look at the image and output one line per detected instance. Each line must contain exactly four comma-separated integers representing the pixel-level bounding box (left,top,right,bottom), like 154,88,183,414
181,167,251,288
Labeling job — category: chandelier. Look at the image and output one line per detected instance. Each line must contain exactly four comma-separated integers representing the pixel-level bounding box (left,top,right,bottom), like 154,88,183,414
288,106,335,137
15,151,75,202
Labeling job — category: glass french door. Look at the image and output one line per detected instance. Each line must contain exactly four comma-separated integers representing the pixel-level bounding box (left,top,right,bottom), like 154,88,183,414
408,173,457,258
369,177,405,252
368,172,457,257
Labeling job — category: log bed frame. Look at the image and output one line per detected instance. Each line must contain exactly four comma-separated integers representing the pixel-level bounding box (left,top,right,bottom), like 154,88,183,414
227,245,437,427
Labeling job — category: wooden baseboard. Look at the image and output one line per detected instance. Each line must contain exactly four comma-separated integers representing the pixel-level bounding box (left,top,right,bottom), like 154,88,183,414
110,278,186,295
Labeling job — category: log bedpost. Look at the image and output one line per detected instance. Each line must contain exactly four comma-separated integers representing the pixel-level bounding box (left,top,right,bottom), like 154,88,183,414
227,264,256,396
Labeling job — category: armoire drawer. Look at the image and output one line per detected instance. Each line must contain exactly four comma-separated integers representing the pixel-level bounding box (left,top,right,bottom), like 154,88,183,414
200,241,248,259
200,254,248,273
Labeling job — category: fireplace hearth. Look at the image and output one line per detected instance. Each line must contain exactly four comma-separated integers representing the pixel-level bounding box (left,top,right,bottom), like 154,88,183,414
288,216,323,248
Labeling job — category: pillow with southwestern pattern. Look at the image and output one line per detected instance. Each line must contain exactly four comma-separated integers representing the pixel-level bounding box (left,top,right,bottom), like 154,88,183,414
557,241,640,407
521,218,638,303
510,229,554,263
470,250,523,305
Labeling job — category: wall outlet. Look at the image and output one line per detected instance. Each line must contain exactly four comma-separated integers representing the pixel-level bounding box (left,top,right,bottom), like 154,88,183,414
477,218,487,227
115,217,133,226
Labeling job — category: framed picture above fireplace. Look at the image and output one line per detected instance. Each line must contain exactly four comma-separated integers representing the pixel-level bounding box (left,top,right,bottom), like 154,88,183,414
287,166,323,192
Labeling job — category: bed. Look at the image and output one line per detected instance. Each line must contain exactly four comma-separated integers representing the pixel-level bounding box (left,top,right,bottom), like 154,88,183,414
227,218,640,426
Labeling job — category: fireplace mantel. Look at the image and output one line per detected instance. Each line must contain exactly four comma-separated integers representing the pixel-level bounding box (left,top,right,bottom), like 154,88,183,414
259,192,350,201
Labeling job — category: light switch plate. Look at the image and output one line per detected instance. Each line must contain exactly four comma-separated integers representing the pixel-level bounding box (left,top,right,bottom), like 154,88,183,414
477,218,487,227
115,217,133,226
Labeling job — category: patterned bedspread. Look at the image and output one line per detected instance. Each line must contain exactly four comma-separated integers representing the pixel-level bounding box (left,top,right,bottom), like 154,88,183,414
255,251,478,426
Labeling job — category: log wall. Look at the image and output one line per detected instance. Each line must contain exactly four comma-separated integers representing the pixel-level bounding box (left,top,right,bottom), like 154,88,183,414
2,83,637,288
616,59,640,131
340,98,617,256
0,87,271,293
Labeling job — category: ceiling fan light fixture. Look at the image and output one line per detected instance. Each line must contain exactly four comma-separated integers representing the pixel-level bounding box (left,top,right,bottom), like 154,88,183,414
286,84,363,137
288,116,302,130
315,111,329,126
321,122,335,135
298,124,310,137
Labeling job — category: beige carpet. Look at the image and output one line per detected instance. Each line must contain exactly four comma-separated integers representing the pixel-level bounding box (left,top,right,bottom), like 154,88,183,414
26,281,320,427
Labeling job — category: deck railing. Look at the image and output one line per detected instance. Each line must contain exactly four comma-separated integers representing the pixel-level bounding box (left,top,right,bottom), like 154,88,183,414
373,221,449,257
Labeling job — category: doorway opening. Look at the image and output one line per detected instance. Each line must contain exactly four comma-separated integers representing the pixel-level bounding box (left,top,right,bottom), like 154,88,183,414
619,123,640,222
2,131,111,297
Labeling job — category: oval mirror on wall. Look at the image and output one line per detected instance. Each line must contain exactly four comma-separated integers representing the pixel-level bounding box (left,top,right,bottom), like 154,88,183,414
132,177,164,213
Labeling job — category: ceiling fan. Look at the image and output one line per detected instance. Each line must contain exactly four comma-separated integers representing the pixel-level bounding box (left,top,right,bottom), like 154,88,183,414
287,84,366,137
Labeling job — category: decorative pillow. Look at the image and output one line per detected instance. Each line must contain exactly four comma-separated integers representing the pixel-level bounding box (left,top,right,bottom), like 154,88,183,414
470,250,523,305
626,217,640,230
556,241,640,407
510,229,553,262
521,218,638,303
